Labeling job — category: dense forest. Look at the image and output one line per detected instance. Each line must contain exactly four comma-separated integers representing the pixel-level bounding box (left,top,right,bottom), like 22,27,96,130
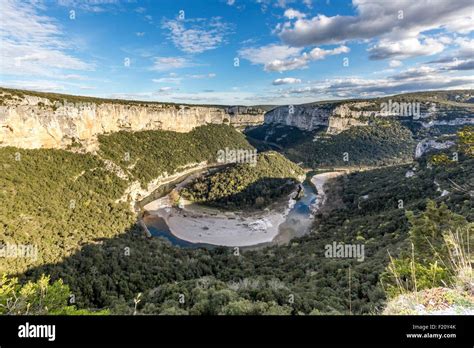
246,120,418,168
0,147,135,275
1,120,472,315
0,124,253,275
286,119,417,167
245,124,320,150
16,146,472,314
98,124,254,188
181,151,304,210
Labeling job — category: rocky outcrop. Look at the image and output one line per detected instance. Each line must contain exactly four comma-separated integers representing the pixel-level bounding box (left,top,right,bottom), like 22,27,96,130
264,102,377,134
0,90,264,150
264,104,331,130
264,97,474,135
415,139,456,158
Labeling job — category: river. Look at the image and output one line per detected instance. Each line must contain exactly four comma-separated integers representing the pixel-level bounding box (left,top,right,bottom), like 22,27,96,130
139,172,328,249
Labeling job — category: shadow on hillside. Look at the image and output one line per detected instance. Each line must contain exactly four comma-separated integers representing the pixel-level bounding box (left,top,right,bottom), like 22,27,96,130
18,177,300,309
19,223,226,309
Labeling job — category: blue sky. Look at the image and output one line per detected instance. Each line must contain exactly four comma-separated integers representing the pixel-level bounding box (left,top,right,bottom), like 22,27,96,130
0,0,473,105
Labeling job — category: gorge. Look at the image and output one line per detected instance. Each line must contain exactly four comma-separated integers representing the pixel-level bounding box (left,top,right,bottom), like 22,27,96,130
1,88,472,317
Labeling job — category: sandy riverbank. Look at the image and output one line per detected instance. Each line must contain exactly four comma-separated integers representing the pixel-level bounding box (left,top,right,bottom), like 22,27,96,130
310,171,345,211
143,171,343,247
144,194,295,247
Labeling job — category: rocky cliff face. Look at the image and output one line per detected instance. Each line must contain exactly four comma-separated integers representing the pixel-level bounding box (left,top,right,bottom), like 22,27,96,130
264,96,474,134
0,89,264,150
264,102,376,134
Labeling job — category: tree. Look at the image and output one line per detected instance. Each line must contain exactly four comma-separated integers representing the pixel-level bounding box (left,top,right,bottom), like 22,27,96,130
0,274,108,315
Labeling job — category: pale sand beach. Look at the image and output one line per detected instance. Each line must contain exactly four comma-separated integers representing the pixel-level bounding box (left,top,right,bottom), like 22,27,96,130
310,171,345,212
143,171,343,247
144,194,294,247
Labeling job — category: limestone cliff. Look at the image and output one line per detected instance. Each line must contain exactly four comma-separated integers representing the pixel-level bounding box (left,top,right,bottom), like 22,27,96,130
264,102,375,134
0,88,264,150
264,92,474,134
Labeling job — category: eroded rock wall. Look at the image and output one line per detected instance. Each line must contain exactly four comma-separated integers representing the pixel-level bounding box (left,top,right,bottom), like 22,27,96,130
0,91,264,150
264,102,376,134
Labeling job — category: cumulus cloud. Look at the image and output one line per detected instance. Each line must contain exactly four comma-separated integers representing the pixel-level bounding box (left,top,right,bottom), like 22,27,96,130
368,38,445,60
240,43,349,72
277,0,474,48
389,60,403,68
284,8,306,19
309,45,349,59
428,37,474,64
162,17,232,54
448,60,474,71
239,44,302,65
272,77,302,85
277,66,474,100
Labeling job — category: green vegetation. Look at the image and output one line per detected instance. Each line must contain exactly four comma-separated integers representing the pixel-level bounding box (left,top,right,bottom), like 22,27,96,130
0,274,108,315
245,124,321,151
181,151,304,210
135,277,292,315
381,201,473,297
0,105,472,315
98,124,254,188
285,120,416,167
0,147,134,275
457,125,474,157
15,146,470,315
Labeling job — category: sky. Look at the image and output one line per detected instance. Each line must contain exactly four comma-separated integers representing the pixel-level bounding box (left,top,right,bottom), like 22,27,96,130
0,0,473,105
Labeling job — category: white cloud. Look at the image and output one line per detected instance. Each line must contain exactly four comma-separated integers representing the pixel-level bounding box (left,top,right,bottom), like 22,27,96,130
368,38,445,60
152,77,182,84
0,0,92,78
188,73,216,79
239,44,303,65
162,17,232,54
277,0,474,50
279,67,474,100
2,80,67,92
150,57,193,71
284,8,306,20
272,77,302,85
57,0,120,13
309,45,349,60
152,72,216,84
109,90,258,105
240,43,349,72
389,60,403,68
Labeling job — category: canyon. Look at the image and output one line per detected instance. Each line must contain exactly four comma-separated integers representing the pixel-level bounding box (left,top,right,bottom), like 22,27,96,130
1,88,473,151
0,88,265,150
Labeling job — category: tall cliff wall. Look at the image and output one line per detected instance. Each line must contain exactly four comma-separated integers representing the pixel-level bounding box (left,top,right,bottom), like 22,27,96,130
264,95,474,134
264,102,375,134
0,89,264,150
